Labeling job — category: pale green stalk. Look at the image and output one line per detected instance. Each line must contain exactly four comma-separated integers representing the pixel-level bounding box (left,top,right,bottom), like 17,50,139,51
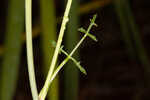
25,0,38,100
39,0,72,99
45,15,97,90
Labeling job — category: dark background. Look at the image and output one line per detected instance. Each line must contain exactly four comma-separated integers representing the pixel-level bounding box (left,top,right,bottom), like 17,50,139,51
0,0,150,100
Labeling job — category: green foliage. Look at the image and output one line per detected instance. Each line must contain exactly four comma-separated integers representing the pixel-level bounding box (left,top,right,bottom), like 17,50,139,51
78,27,98,42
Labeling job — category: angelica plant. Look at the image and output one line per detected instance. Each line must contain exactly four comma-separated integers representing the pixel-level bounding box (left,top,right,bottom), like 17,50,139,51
25,0,98,100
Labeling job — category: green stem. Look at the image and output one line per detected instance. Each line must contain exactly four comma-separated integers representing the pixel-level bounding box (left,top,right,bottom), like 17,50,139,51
25,0,38,100
39,0,72,99
45,15,97,90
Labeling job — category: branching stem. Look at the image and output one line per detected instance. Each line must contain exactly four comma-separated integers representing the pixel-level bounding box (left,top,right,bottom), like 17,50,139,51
46,15,97,87
39,0,72,99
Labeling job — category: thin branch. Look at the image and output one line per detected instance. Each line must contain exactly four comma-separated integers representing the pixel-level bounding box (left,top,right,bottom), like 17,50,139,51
39,0,72,99
45,15,97,92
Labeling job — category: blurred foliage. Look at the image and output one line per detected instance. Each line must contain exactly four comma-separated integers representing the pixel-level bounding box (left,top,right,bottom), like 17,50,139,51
0,0,24,100
39,0,59,100
64,0,79,100
114,0,150,86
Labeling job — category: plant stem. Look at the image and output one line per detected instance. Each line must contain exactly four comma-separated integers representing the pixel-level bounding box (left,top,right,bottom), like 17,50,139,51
25,0,38,100
45,15,97,91
39,0,72,99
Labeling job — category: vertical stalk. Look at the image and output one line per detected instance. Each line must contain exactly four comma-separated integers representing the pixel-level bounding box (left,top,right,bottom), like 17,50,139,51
39,0,59,100
39,0,73,99
0,0,24,100
25,0,38,99
64,0,79,100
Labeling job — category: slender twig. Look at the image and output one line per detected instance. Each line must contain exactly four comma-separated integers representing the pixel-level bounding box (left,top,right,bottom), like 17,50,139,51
60,47,87,75
39,0,72,99
44,15,97,92
25,0,38,100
